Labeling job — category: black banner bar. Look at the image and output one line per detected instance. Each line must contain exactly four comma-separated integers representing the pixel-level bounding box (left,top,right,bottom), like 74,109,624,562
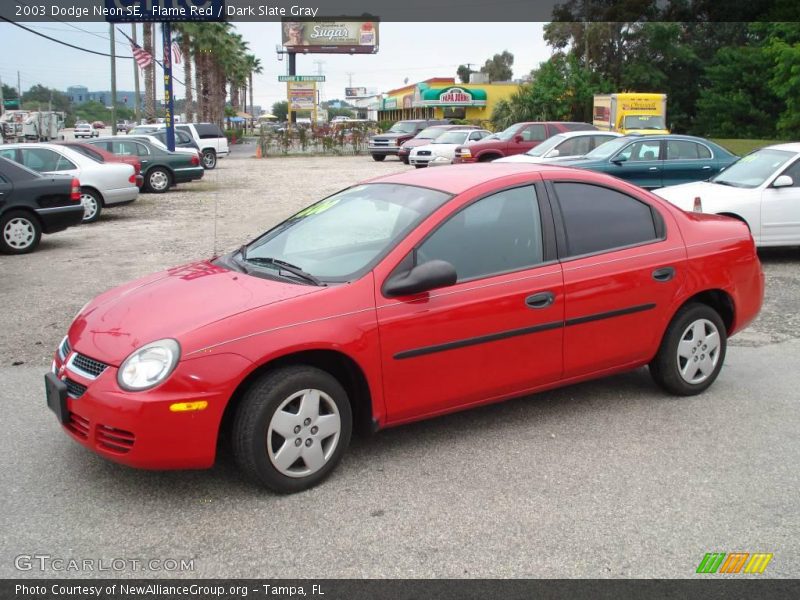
3,579,800,600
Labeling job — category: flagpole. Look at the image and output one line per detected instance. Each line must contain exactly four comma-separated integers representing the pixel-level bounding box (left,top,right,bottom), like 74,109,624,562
132,23,141,123
162,22,175,152
110,23,117,135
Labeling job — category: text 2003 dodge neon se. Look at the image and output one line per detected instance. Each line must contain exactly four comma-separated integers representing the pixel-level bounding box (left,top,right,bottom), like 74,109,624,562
46,164,763,493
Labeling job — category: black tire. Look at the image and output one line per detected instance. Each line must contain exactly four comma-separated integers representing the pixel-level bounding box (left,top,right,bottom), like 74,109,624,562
414,164,426,169
79,188,103,223
649,303,727,396
478,154,499,162
202,149,217,169
0,210,42,254
232,366,353,493
401,156,410,165
145,167,172,194
371,154,386,162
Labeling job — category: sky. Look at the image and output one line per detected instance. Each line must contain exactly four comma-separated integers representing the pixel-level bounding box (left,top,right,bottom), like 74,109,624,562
0,22,553,110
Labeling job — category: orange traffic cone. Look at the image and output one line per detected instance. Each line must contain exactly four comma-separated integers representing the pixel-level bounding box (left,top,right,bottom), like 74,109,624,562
255,144,262,158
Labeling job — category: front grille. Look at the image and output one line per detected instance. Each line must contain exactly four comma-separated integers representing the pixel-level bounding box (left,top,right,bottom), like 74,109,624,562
59,337,71,361
371,138,390,147
64,378,87,399
417,150,432,156
66,412,90,439
71,353,108,379
96,424,135,454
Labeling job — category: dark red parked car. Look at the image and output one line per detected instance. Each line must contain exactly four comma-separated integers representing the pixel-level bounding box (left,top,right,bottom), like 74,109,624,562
454,121,596,163
46,164,763,493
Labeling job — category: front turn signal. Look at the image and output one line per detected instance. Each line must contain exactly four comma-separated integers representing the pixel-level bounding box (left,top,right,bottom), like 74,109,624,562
169,401,208,412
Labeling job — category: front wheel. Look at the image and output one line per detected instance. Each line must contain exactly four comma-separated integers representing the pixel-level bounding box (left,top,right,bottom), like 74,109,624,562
649,303,727,396
232,366,353,493
371,154,385,162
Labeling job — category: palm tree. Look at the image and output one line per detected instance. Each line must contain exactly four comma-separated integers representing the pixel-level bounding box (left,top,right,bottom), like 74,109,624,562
174,23,195,122
246,55,263,116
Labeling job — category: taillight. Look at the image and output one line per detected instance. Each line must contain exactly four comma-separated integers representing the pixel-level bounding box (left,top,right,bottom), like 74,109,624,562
693,196,703,213
190,154,200,166
70,178,81,202
128,174,137,184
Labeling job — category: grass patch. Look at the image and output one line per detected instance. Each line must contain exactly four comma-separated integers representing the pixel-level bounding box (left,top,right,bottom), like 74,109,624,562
711,139,784,156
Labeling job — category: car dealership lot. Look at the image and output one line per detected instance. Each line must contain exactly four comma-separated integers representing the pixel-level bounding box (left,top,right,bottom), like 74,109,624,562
1,151,799,577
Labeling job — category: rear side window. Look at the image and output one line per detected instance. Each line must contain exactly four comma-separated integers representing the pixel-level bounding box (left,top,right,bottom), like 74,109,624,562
554,182,659,257
520,124,547,142
195,124,224,139
667,140,712,160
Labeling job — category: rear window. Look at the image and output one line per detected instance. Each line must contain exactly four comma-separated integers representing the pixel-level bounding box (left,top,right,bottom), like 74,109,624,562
67,145,104,162
195,124,224,139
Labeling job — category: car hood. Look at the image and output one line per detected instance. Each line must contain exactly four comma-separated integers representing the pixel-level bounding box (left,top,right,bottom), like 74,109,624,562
653,181,757,211
493,153,544,163
69,260,323,365
371,132,409,140
401,137,436,149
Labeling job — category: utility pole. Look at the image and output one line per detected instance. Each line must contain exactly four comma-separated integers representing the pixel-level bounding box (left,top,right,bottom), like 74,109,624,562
110,24,117,135
17,71,22,100
132,23,141,122
0,75,4,118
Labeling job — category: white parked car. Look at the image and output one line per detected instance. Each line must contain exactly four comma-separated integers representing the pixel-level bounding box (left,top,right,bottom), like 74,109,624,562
493,131,623,164
0,143,138,223
409,129,492,167
654,143,800,247
74,123,99,139
154,122,229,169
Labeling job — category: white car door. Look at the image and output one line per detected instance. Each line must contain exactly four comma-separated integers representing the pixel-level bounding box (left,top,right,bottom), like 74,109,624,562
761,158,800,245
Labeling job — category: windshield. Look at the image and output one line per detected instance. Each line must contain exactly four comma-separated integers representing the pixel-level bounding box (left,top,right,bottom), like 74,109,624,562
585,137,631,159
493,125,519,141
711,149,794,189
525,134,566,157
388,121,418,134
623,115,666,130
416,127,447,139
435,131,470,145
240,184,450,282
130,126,157,135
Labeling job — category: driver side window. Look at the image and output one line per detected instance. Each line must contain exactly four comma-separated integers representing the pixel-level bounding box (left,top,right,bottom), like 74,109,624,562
416,186,544,282
779,160,800,187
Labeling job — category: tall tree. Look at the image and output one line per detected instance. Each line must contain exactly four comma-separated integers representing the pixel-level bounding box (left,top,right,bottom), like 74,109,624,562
271,101,288,121
480,51,514,81
456,65,473,84
174,23,195,122
246,55,263,116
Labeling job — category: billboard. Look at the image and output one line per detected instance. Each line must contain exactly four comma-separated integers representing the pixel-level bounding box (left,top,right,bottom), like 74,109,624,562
345,87,368,98
282,19,379,54
287,81,316,111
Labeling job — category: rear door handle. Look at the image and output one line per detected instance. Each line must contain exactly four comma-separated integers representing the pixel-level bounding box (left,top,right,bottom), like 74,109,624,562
649,167,658,171
652,267,675,282
525,291,555,309
702,165,711,170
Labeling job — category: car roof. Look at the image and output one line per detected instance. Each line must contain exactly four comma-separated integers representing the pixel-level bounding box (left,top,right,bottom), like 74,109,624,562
368,163,588,194
763,143,800,153
556,130,622,138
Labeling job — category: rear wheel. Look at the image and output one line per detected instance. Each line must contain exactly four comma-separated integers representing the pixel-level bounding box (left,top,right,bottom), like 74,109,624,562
146,168,171,193
401,156,410,165
0,210,41,254
202,149,217,169
80,188,102,223
649,303,727,396
232,366,353,493
371,154,385,162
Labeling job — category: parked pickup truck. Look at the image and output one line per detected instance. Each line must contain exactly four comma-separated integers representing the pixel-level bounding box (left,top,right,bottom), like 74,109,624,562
368,119,450,161
453,121,596,163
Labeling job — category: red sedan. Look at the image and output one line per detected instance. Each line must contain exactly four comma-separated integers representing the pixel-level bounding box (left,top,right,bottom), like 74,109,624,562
46,164,763,493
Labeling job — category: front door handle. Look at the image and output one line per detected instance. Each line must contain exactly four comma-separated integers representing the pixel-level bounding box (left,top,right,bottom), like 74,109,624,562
652,266,675,282
525,291,555,309
702,165,711,170
649,166,659,171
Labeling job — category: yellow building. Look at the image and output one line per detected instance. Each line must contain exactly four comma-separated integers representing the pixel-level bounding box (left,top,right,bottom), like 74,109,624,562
377,77,519,125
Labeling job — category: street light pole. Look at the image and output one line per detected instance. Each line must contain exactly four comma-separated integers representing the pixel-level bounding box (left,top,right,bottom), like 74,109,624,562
110,24,117,135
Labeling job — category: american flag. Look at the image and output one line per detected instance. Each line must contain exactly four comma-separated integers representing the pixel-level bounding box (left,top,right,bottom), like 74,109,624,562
131,41,153,69
171,42,182,65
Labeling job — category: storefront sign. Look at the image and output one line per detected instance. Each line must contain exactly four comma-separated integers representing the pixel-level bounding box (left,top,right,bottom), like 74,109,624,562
420,86,487,107
287,81,316,111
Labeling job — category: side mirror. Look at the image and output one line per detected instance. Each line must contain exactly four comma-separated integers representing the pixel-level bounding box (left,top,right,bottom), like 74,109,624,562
611,154,628,165
772,175,794,188
514,134,524,143
384,260,457,297
546,149,560,158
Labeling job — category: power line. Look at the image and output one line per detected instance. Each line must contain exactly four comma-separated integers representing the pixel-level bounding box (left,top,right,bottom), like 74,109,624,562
0,18,134,59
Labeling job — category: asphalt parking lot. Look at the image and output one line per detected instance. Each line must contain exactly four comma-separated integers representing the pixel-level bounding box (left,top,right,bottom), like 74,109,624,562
1,148,798,578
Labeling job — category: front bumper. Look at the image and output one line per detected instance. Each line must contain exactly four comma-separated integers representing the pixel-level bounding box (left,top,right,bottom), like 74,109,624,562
368,145,399,156
49,344,251,470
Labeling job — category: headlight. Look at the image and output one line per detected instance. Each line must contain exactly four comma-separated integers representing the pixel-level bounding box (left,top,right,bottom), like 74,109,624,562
118,339,181,391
